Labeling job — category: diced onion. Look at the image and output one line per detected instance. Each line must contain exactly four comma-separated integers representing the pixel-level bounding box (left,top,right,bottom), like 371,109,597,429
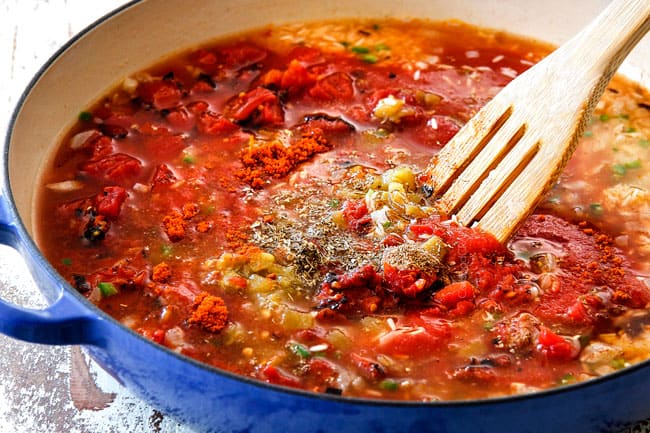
373,95,415,123
69,130,98,149
122,76,139,94
164,326,186,349
309,343,329,352
45,179,84,192
132,182,151,193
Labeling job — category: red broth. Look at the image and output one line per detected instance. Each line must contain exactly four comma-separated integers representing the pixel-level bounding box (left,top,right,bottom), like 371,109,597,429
36,19,650,400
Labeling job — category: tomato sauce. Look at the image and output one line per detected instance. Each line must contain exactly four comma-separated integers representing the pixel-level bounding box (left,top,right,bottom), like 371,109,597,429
36,19,650,400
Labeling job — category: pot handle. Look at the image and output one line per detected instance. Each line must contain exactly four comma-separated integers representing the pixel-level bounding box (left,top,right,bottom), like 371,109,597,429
0,196,105,346
0,293,105,346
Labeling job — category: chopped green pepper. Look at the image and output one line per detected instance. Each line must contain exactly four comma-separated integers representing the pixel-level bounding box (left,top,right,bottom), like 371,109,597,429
360,54,378,64
589,203,604,216
380,379,399,391
559,373,575,385
161,244,173,258
98,282,118,297
351,46,370,54
328,198,340,208
613,159,642,175
626,159,642,169
78,111,93,121
290,342,311,358
613,164,627,175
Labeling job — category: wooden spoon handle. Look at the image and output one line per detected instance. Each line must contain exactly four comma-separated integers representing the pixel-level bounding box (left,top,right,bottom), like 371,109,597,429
551,0,650,111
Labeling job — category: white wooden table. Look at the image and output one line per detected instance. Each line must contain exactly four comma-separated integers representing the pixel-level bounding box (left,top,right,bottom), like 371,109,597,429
0,1,649,433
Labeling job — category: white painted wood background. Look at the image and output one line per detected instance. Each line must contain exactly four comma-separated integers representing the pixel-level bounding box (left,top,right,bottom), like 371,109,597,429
0,1,649,433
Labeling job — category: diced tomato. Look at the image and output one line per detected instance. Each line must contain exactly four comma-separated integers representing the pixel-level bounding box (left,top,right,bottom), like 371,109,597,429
187,100,210,115
309,72,354,101
87,261,147,292
294,114,355,139
424,115,461,146
81,153,142,184
227,87,283,126
280,59,316,93
341,199,372,234
408,223,436,239
152,329,166,344
259,69,284,88
259,102,285,126
262,365,302,388
138,122,170,136
196,111,239,135
536,326,578,361
95,186,128,219
287,46,323,65
158,281,202,306
191,78,215,94
83,134,114,159
378,315,451,358
350,353,386,381
190,48,219,73
306,357,340,386
151,164,178,189
164,106,195,131
382,262,436,297
99,123,129,139
566,300,590,323
220,44,267,70
143,134,187,160
56,196,93,218
138,80,182,110
382,233,405,247
420,221,505,263
225,275,248,290
434,281,476,309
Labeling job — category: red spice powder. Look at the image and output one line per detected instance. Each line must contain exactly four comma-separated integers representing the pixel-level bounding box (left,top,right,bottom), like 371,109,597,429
151,262,172,283
162,202,201,242
162,212,187,242
236,130,331,188
189,292,229,333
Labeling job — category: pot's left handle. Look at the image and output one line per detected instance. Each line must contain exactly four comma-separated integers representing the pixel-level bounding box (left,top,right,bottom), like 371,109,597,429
0,195,105,346
0,292,105,345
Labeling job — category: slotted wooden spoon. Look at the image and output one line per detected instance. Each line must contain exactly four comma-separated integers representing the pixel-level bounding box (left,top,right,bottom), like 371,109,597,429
422,0,650,243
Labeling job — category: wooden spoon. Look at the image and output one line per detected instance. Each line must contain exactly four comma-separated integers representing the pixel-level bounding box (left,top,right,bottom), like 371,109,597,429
422,0,650,243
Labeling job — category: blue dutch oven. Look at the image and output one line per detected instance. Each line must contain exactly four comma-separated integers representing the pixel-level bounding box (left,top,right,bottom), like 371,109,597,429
2,0,650,432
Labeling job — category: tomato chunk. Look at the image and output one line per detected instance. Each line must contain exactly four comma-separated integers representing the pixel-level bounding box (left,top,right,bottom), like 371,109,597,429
95,186,128,219
81,153,142,185
138,80,182,110
378,316,451,358
434,281,476,309
537,326,578,361
262,365,302,388
309,72,354,101
227,87,283,126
